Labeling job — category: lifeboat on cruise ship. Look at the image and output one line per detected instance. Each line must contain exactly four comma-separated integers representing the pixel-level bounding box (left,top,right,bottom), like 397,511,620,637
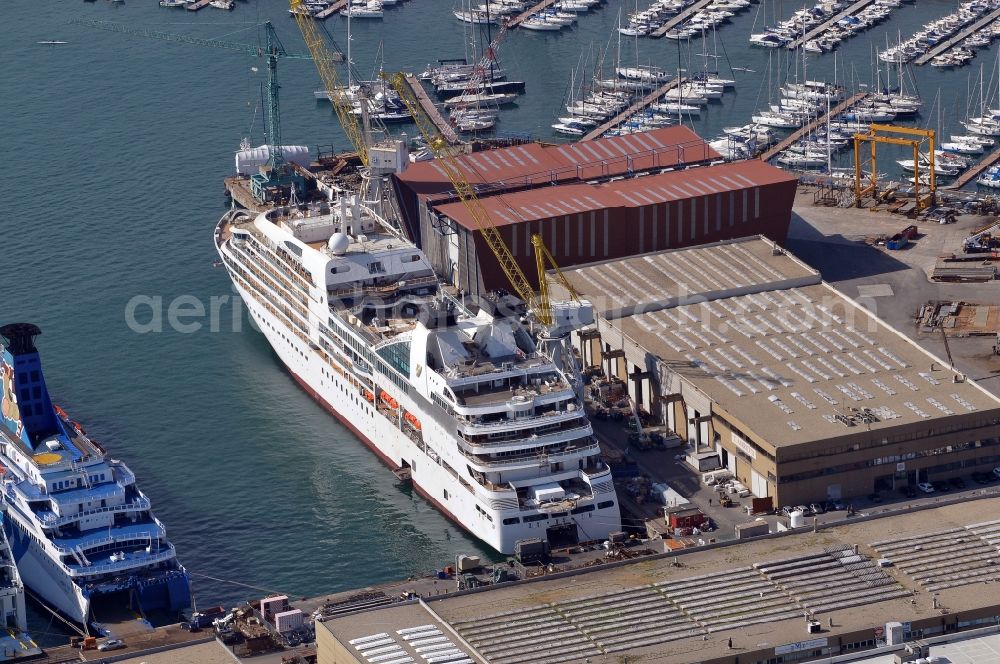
363,390,375,402
53,404,68,419
404,411,422,431
379,390,398,409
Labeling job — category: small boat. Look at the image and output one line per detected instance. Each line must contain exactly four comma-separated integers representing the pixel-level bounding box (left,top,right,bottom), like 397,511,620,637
776,152,826,168
453,9,495,23
939,141,984,154
159,0,189,6
552,122,587,136
520,16,564,29
617,66,670,83
341,2,383,17
976,165,1000,188
446,92,518,107
751,111,802,129
952,134,995,146
209,0,234,8
896,159,959,176
37,41,68,45
652,102,701,115
557,115,598,127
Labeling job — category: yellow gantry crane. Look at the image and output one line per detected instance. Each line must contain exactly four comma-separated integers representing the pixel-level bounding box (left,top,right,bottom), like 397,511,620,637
853,124,936,210
289,0,370,166
383,71,580,330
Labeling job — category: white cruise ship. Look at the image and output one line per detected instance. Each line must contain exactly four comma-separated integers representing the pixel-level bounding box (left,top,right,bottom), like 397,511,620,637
0,324,190,627
215,193,622,554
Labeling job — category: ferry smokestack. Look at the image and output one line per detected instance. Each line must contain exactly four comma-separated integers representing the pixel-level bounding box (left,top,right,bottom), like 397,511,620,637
0,323,42,356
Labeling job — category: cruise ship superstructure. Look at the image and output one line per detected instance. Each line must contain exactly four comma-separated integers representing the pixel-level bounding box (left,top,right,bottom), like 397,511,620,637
215,191,622,553
0,323,190,626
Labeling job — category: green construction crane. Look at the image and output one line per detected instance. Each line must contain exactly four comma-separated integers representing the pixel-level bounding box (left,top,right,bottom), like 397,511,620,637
73,19,342,203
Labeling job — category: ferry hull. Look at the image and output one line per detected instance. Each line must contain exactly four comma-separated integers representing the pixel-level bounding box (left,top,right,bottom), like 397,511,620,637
4,514,190,626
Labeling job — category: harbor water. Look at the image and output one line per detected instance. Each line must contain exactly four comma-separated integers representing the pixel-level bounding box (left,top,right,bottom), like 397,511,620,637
5,0,997,638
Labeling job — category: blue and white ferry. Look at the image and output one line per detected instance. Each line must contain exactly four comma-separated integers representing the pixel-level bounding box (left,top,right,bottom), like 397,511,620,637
0,323,190,627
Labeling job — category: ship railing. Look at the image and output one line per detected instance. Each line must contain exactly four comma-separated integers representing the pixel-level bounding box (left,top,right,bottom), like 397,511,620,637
327,274,439,298
63,545,176,578
39,497,151,528
43,485,126,509
48,528,163,556
447,360,554,386
458,424,593,451
458,408,580,433
111,463,136,486
459,442,600,469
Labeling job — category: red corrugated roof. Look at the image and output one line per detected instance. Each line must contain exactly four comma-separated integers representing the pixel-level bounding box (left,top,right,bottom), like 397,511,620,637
432,159,796,231
396,126,719,196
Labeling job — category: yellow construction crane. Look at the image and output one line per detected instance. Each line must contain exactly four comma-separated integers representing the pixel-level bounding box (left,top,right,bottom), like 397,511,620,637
853,124,936,210
289,0,370,167
383,71,579,329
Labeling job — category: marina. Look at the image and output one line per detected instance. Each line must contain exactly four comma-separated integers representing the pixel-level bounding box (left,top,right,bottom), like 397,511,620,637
783,0,879,51
914,5,1000,65
16,3,1000,663
580,77,685,139
507,0,561,27
944,144,1000,189
314,1,350,18
400,73,461,145
758,91,869,161
649,0,715,38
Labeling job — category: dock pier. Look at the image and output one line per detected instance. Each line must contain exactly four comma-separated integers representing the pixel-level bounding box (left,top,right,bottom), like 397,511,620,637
508,0,560,27
785,0,877,50
315,0,349,19
758,92,868,162
914,6,1000,65
185,0,212,10
402,73,461,145
944,147,1000,189
650,0,715,38
581,78,685,141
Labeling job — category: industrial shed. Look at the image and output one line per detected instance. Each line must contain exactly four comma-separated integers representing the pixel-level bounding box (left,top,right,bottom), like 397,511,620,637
555,236,1000,507
391,126,718,245
420,158,797,298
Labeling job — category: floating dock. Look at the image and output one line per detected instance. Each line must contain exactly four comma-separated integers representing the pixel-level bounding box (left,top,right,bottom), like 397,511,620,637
185,0,212,9
581,78,685,141
943,146,1000,189
508,0,560,27
650,0,716,38
401,73,460,145
914,6,1000,65
785,0,878,50
759,91,868,162
315,0,349,18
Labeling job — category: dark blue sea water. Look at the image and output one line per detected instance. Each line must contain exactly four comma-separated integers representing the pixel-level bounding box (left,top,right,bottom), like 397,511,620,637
5,0,994,640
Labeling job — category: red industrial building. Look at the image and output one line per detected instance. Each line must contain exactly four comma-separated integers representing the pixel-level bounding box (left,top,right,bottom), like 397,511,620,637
390,127,797,298
392,126,719,243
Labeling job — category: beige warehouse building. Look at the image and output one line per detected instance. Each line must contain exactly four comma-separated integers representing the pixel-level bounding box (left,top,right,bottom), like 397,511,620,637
557,236,1000,507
